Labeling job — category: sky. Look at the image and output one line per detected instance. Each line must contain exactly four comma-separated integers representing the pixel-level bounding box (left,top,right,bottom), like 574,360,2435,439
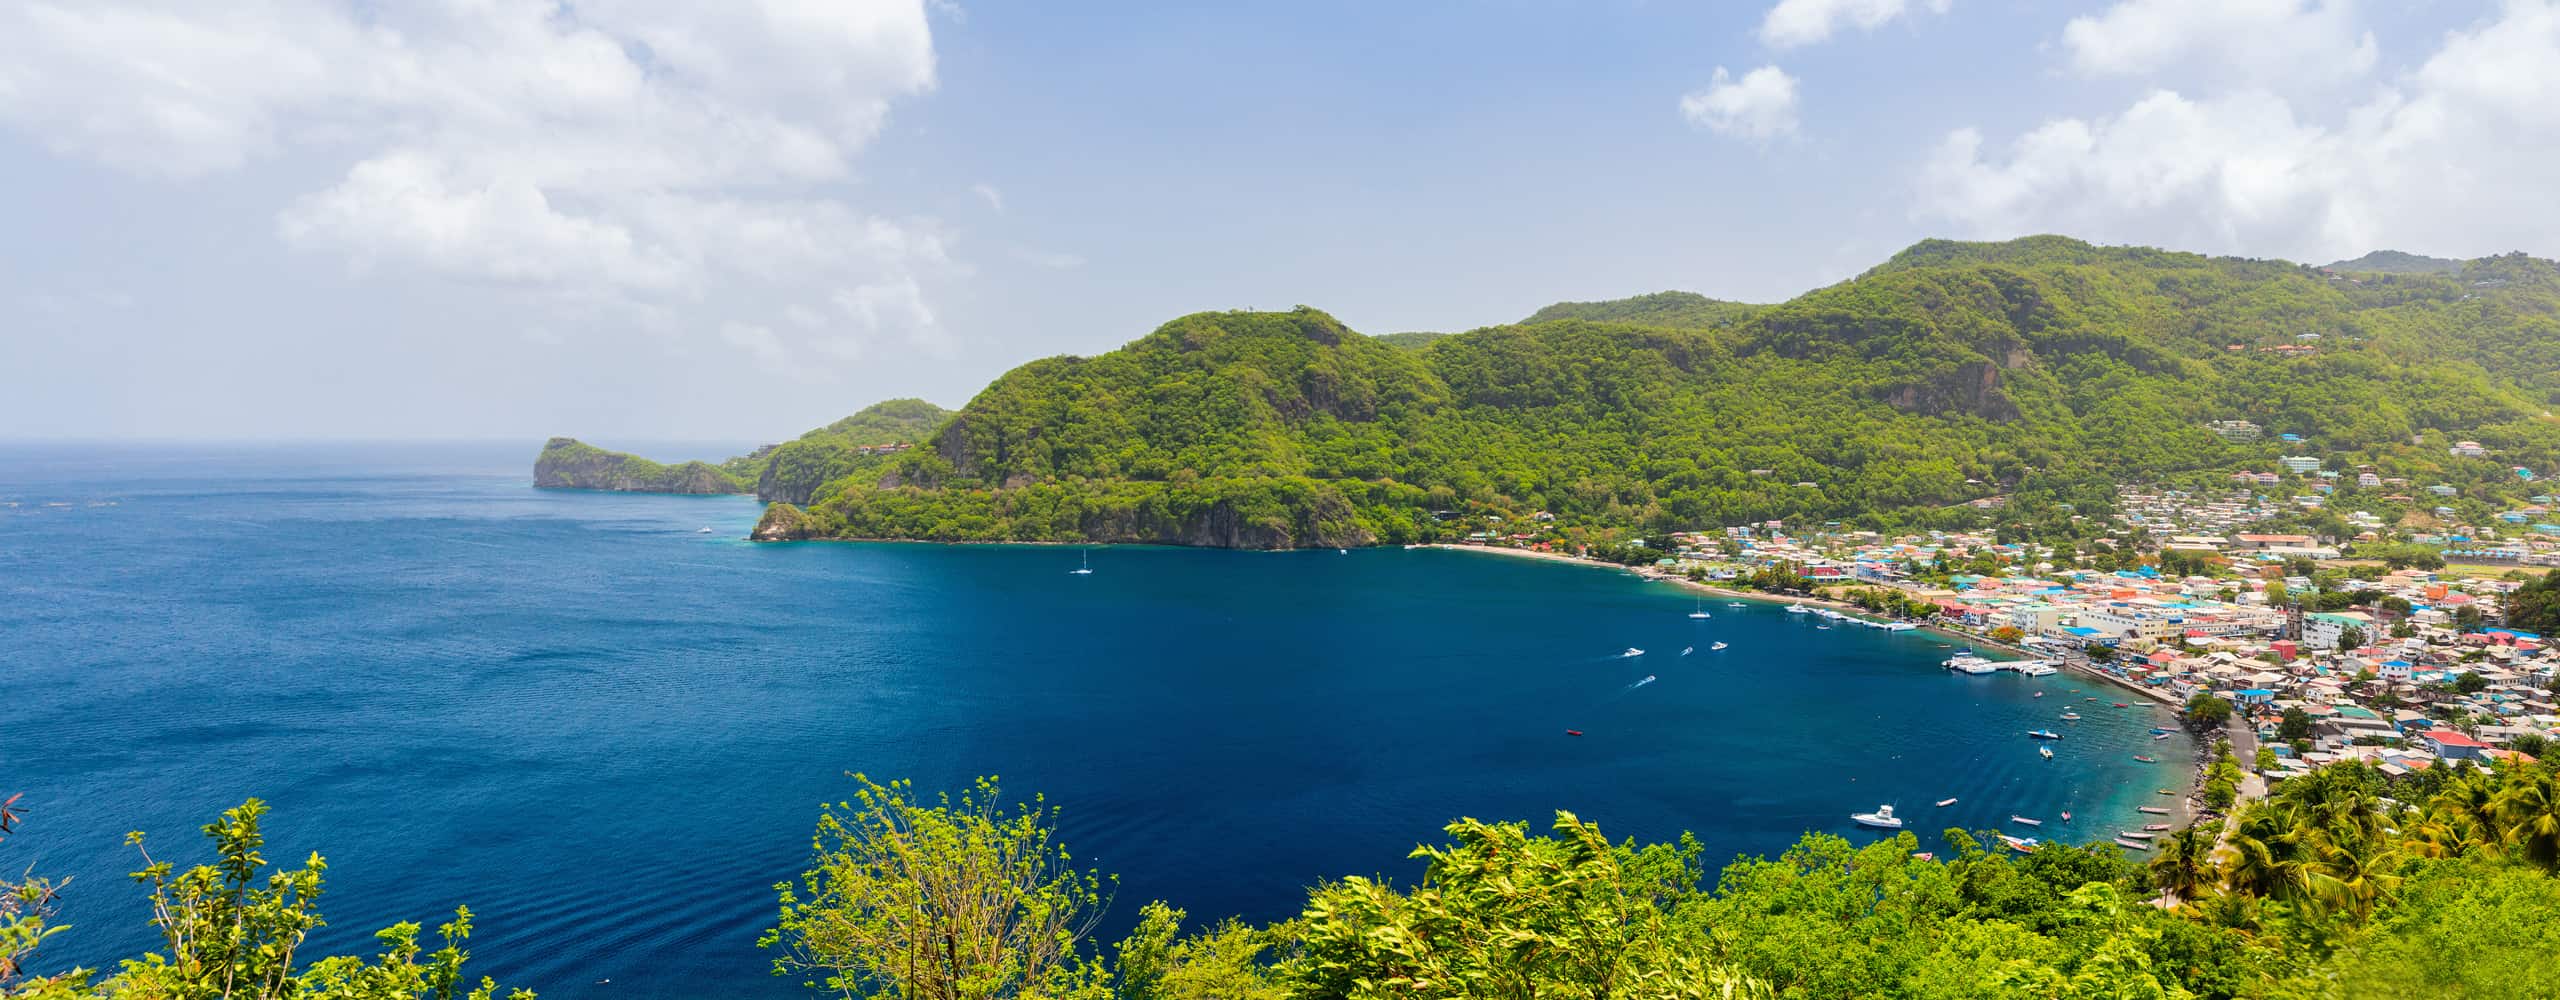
4,0,2558,443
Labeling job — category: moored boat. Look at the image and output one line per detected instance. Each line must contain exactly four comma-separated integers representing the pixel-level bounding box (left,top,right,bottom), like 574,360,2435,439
2026,729,2063,740
2060,711,2081,720
2153,732,2173,740
1565,729,1583,736
2010,815,2043,827
1852,804,1904,829
2039,746,2054,759
2115,837,2152,850
1998,835,2038,854
1710,641,1729,651
2133,755,2157,763
1936,797,1958,807
2138,806,2171,815
2143,823,2172,831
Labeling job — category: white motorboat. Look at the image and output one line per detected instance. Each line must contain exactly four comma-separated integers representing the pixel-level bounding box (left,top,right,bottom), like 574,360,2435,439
2010,815,2044,827
1851,804,1904,829
1785,605,1810,615
1622,647,1644,657
2039,746,2055,759
1710,641,1728,651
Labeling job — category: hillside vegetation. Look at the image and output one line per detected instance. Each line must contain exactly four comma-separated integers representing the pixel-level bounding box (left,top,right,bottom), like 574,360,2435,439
536,399,952,504
765,237,2560,548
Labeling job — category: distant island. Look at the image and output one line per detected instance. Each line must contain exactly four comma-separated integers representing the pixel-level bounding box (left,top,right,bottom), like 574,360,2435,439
539,235,2560,550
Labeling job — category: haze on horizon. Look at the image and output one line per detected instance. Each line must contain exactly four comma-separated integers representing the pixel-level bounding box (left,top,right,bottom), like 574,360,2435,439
5,0,2558,443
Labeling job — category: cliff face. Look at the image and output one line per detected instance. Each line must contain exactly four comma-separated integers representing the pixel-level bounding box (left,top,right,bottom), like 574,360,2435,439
533,438,750,495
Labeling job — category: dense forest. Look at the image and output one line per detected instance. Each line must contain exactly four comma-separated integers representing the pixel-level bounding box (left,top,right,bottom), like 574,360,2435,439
15,758,2560,998
748,236,2560,548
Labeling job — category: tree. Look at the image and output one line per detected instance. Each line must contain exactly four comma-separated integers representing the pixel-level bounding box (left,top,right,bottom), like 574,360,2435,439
2264,581,2290,608
2256,746,2280,773
1989,625,2025,643
2339,626,2369,651
764,776,1112,1000
2507,570,2560,636
2455,672,2491,695
2185,694,2234,727
2278,708,2314,742
5,799,526,1000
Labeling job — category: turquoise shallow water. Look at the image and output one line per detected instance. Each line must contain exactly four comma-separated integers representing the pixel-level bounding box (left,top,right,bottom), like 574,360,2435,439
1,443,2193,997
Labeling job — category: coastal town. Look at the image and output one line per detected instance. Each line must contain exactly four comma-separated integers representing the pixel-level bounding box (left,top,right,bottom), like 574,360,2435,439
1454,480,2560,835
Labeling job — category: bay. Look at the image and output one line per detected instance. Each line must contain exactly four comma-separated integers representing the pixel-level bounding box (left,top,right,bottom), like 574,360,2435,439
1,443,2192,998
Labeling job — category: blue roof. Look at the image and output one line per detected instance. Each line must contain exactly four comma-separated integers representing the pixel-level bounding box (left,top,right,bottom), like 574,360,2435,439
2384,660,2413,667
2064,627,2101,637
2239,689,2274,697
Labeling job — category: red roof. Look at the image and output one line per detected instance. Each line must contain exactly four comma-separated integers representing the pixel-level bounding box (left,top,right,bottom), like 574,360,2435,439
2423,730,2490,749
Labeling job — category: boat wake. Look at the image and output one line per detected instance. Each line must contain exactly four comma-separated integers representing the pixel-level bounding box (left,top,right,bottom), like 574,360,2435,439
1623,675,1657,692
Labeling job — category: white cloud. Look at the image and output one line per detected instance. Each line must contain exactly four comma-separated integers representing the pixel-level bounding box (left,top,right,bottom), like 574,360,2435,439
2062,0,2377,89
1760,0,1951,49
1679,66,1800,141
0,0,949,377
1918,0,2560,263
972,182,1005,212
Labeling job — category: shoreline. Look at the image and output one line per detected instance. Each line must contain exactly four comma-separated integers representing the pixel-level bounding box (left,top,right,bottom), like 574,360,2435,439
1429,542,2214,826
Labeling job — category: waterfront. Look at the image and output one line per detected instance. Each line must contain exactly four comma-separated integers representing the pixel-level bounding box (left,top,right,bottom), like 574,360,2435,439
3,444,2192,998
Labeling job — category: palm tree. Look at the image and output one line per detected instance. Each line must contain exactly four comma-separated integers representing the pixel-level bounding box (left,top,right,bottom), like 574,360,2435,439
2148,825,2216,909
2492,768,2560,871
2220,823,2313,904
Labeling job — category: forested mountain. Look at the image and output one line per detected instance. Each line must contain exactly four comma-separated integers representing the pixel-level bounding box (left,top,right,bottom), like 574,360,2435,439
1522,289,1764,328
2327,250,2464,275
536,398,952,502
751,236,2560,548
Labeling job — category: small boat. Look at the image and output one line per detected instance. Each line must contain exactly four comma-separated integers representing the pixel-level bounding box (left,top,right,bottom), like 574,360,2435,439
1953,647,1975,655
1852,804,1904,829
1338,548,1347,554
2026,729,2062,740
1069,551,1095,575
2032,691,2045,698
2152,732,2172,741
2118,831,2156,840
2158,789,2176,796
1999,835,2038,854
1622,647,1644,657
2149,728,2171,736
2059,711,2081,721
2143,823,2172,831
1709,641,1728,651
696,526,713,533
1565,729,1583,737
2113,703,2129,708
1680,646,1694,656
2132,755,2157,763
2011,815,2043,827
2114,837,2152,851
1785,605,1811,615
2138,806,2171,815
2085,697,2099,702
1911,852,1935,862
1727,602,1746,608
1816,624,1832,629
2060,811,2072,822
2039,747,2054,759
1936,798,1958,807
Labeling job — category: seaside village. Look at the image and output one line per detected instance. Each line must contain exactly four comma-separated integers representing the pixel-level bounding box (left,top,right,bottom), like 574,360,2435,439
1465,478,2560,795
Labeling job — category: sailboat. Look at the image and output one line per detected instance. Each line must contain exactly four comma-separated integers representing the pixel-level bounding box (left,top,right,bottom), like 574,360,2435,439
1687,598,1711,620
1069,551,1094,576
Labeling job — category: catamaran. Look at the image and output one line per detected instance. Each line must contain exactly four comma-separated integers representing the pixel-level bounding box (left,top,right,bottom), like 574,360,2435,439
1851,804,1904,829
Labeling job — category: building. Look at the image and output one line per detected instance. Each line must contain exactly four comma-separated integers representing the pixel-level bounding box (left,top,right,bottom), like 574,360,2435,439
2452,441,2489,458
2304,611,2376,651
2281,456,2323,474
2422,730,2490,761
2207,419,2263,442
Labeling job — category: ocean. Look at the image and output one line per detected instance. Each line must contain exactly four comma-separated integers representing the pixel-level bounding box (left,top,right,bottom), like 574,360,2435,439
0,442,2192,997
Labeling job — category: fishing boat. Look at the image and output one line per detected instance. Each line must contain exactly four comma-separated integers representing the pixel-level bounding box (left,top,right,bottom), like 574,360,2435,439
2026,729,2063,740
2114,837,2152,851
1851,804,1904,829
2138,806,2171,815
1936,798,1958,807
2133,755,2158,763
1069,551,1095,576
2039,746,2054,759
2118,830,2156,840
2144,823,2172,831
2010,815,2043,827
1710,641,1729,651
1565,729,1583,737
2059,711,2081,721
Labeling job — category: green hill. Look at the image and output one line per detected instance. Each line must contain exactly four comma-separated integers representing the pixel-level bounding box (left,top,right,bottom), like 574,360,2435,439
757,236,2560,548
2327,250,2464,275
1523,290,1765,328
537,398,952,504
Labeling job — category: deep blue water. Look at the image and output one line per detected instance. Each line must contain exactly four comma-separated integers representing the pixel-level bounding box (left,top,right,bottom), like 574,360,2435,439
1,443,2192,997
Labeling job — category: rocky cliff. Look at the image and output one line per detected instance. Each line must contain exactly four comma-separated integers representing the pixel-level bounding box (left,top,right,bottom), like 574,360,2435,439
533,438,749,495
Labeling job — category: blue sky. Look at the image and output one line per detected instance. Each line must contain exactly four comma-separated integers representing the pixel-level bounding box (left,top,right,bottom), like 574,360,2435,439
4,0,2555,441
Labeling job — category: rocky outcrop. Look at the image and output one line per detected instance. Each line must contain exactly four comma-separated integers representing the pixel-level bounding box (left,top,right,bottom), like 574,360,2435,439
751,502,817,541
533,438,749,495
